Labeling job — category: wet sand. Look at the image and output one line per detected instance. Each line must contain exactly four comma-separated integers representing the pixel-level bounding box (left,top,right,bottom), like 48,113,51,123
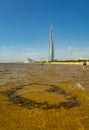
0,63,89,130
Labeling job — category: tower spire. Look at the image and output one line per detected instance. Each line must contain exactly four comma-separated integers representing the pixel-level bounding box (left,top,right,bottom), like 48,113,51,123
49,25,54,61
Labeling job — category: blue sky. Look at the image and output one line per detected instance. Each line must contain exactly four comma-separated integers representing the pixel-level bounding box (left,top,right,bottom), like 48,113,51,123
0,0,89,62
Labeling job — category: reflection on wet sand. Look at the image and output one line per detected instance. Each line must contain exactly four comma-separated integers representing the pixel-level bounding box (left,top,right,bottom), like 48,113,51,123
0,63,89,130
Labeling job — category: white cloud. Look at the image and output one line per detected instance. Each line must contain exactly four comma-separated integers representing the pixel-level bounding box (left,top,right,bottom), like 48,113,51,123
26,48,33,51
84,47,89,50
67,46,72,50
55,49,66,53
25,51,47,56
0,51,12,56
67,46,78,50
74,48,78,50
2,46,8,49
1,46,15,49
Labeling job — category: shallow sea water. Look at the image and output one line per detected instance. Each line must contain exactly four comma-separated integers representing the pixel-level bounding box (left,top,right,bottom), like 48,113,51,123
0,63,89,130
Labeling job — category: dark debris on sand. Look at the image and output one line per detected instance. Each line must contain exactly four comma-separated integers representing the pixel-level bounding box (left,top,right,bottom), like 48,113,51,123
0,83,81,110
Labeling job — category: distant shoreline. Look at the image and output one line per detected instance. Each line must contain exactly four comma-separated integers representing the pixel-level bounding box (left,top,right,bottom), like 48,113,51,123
23,61,89,65
45,61,89,65
0,61,89,65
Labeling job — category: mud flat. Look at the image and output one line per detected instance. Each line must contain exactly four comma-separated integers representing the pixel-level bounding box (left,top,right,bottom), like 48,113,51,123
0,63,89,130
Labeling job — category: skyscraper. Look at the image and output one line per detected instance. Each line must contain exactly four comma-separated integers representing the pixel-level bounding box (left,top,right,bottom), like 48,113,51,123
49,25,54,61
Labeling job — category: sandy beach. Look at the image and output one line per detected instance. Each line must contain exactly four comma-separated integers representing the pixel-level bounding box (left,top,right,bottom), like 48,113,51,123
0,63,89,130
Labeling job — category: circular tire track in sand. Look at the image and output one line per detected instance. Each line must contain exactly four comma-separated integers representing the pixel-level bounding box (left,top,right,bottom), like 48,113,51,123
0,83,81,110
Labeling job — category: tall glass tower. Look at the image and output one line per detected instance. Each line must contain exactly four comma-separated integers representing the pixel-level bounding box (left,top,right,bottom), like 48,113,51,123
49,25,54,61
